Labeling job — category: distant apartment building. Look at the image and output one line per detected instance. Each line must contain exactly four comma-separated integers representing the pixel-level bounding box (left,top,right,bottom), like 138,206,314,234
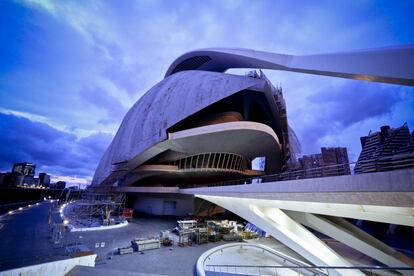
354,123,414,174
39,172,51,187
0,172,24,187
297,147,350,178
51,181,66,189
299,154,324,178
0,173,7,187
321,147,351,176
1,163,56,188
12,162,36,177
12,162,41,186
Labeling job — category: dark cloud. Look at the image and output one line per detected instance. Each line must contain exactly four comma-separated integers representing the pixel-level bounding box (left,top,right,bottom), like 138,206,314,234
0,113,113,178
295,81,404,153
308,82,404,126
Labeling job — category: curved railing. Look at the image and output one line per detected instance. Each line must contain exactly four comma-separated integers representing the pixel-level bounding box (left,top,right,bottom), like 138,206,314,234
204,161,358,187
196,243,414,276
196,243,324,276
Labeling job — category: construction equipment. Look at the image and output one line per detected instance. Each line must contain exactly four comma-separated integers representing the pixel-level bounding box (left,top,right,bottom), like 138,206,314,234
194,227,208,244
222,233,242,242
241,230,252,240
178,228,194,246
118,246,133,255
176,219,197,246
131,238,161,252
160,230,173,246
208,233,222,242
177,220,197,229
122,208,133,221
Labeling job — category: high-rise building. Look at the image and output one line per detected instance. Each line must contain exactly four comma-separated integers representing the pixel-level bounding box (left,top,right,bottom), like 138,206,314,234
39,172,51,187
299,154,324,178
355,123,414,174
0,173,5,187
298,147,350,178
54,181,66,189
321,147,351,176
12,162,36,177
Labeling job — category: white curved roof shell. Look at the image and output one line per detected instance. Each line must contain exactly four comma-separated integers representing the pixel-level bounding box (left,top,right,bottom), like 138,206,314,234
92,70,269,185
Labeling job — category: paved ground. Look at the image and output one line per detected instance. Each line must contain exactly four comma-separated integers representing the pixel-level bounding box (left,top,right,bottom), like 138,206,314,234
93,239,229,276
65,216,232,275
0,201,66,271
0,202,241,275
2,200,411,275
64,216,179,260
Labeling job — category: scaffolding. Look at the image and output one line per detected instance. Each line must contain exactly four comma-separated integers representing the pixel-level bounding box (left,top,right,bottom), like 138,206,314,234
64,192,126,228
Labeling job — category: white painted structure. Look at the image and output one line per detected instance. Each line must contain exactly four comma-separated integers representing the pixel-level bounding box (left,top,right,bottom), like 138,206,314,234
183,169,414,274
166,46,414,86
69,220,128,232
1,254,96,276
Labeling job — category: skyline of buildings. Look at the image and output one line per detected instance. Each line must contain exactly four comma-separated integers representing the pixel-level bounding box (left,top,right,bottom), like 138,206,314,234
3,123,413,187
296,147,351,178
0,162,65,189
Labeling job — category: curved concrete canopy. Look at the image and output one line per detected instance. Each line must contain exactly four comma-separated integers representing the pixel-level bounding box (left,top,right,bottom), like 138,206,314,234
168,121,281,158
165,46,414,86
122,121,282,186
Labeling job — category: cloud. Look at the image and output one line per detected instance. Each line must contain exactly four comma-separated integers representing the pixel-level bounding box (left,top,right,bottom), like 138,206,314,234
1,0,413,178
80,87,128,125
293,80,406,154
0,113,113,182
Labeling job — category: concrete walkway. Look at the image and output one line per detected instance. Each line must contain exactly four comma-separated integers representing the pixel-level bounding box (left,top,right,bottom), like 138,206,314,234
0,201,66,271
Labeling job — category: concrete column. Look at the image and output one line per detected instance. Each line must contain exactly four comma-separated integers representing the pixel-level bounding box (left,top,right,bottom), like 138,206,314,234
198,195,363,276
285,210,414,271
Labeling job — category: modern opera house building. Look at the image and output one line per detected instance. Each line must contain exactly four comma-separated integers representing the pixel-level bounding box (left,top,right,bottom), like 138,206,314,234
92,47,414,215
92,53,293,189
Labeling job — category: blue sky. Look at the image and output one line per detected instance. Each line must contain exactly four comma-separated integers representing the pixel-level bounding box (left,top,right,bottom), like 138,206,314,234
1,0,413,185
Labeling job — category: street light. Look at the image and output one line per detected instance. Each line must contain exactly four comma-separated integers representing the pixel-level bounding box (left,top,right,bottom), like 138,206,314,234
63,219,69,225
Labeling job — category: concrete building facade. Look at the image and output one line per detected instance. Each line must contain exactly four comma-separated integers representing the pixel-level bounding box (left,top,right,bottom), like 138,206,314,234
92,70,291,189
355,123,414,174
